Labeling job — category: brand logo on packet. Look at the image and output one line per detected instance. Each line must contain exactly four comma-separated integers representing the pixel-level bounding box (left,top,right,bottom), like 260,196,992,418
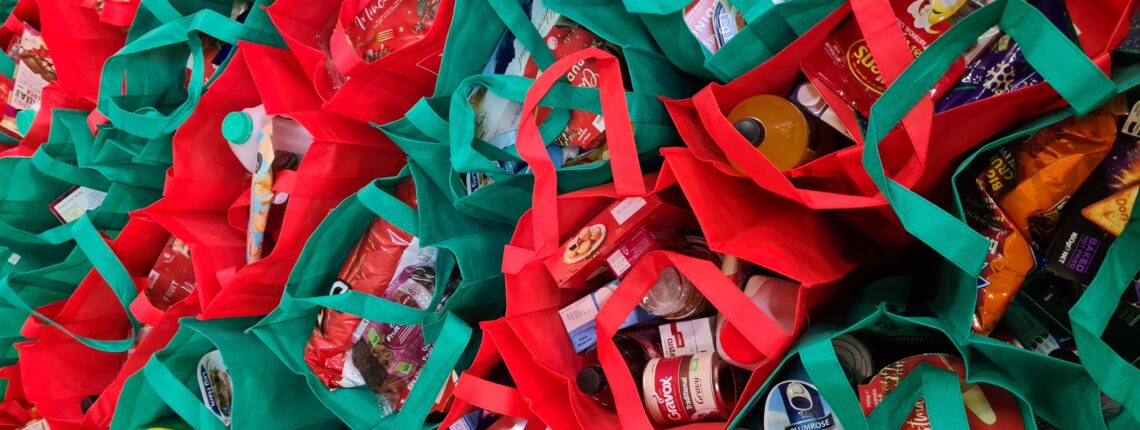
656,376,683,421
845,39,885,94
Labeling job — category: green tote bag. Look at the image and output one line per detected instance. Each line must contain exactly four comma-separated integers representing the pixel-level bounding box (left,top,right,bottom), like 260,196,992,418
855,1,1140,427
623,0,844,81
730,278,1109,430
110,317,341,430
253,165,512,429
97,0,282,139
434,0,694,99
384,70,674,225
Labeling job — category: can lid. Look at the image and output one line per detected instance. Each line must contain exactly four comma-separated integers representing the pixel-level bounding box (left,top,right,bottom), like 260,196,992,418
576,365,609,395
222,111,254,144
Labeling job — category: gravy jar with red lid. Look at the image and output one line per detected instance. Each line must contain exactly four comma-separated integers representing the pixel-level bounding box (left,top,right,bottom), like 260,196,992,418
641,352,745,425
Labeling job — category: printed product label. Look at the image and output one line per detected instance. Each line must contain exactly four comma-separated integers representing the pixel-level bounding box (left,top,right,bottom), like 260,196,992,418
644,353,721,425
197,350,233,426
51,187,107,224
659,317,716,357
763,380,840,430
610,197,647,224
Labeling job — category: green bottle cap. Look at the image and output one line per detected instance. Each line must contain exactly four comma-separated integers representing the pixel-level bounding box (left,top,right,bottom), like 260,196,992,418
221,111,254,144
15,109,35,135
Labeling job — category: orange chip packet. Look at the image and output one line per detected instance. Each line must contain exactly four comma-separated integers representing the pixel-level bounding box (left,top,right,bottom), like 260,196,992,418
963,98,1124,334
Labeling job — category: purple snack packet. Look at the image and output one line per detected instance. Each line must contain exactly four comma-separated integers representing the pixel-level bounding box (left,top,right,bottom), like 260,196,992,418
935,0,1073,112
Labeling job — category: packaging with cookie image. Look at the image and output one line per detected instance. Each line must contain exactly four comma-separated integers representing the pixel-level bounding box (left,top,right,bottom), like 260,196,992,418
1046,89,1140,285
543,190,695,289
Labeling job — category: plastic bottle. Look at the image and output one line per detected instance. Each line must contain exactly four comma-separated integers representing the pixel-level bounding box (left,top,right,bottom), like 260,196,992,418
221,106,313,172
576,334,663,409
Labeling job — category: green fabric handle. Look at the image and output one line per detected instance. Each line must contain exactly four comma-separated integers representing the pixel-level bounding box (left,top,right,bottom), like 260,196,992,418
860,0,1116,274
447,74,575,174
356,181,419,237
402,98,451,144
800,337,970,429
1070,197,1140,422
391,311,472,430
486,0,558,69
39,215,139,352
141,355,227,430
98,9,244,139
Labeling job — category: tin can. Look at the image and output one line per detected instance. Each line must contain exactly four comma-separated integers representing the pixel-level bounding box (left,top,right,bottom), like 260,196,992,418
763,379,840,430
641,352,742,425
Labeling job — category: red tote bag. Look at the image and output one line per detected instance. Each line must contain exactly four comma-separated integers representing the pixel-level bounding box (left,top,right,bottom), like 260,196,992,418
664,0,1135,252
141,42,406,320
12,215,187,430
264,0,451,124
489,49,871,429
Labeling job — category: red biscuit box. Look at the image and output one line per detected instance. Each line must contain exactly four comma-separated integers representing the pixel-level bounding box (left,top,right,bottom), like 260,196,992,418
604,226,686,279
545,191,695,289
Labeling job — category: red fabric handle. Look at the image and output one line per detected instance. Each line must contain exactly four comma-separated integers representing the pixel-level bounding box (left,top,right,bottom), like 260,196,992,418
849,0,940,183
505,48,645,271
593,251,804,429
451,375,538,423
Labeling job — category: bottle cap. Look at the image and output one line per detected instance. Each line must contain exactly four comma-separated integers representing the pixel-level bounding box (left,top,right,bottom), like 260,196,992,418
222,111,254,144
733,118,765,145
576,365,608,395
15,109,35,135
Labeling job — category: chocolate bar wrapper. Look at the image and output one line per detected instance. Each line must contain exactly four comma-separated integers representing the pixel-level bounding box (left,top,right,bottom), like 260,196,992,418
936,0,1073,112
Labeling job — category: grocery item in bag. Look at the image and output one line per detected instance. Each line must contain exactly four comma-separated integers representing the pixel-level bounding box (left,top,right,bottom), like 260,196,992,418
1046,107,1140,284
472,0,620,150
344,0,441,64
641,352,745,425
9,25,54,112
197,350,233,427
341,241,460,415
961,100,1121,334
144,237,196,311
684,0,720,53
858,354,1024,429
800,0,990,116
935,0,1072,111
246,119,306,263
576,333,663,409
304,182,417,390
559,281,656,353
545,192,695,289
762,362,841,430
725,94,846,171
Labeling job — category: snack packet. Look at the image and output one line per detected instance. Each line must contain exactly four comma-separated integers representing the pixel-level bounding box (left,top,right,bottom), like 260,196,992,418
936,0,1072,111
341,240,460,415
801,0,992,116
246,121,304,263
304,181,417,390
962,99,1122,334
344,0,440,64
145,237,195,311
